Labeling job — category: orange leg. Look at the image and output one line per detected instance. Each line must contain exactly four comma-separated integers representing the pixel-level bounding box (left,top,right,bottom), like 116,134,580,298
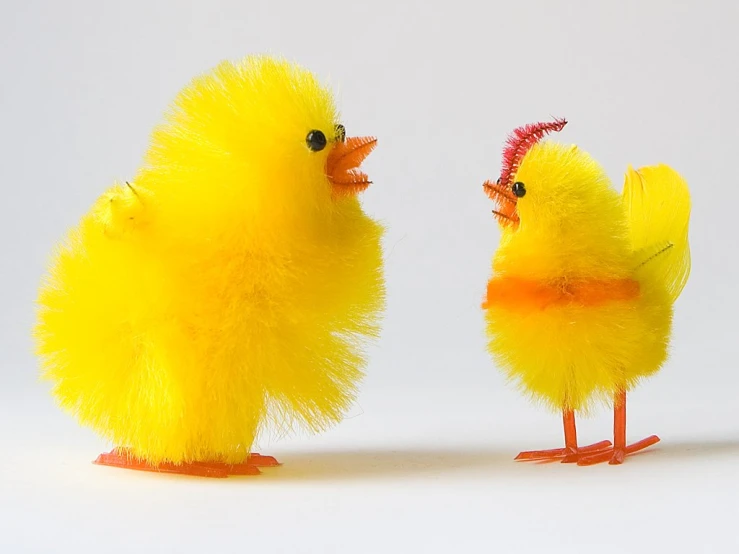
515,410,613,463
94,448,281,478
578,391,660,466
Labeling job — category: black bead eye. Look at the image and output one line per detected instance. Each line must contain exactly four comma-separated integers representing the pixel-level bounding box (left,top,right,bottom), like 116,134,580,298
335,124,346,142
512,181,526,198
306,130,327,152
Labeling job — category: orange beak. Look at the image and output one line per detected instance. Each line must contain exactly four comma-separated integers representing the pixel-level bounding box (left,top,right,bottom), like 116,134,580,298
483,179,520,227
326,136,377,195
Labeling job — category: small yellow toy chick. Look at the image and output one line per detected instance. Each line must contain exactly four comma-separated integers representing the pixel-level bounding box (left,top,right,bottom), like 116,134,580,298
35,56,385,477
482,119,690,465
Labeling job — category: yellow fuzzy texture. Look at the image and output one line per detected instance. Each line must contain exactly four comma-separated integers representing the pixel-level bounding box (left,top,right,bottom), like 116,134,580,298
485,142,691,412
35,56,385,465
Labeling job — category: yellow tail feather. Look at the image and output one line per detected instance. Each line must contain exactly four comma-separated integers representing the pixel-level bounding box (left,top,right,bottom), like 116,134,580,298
623,164,691,303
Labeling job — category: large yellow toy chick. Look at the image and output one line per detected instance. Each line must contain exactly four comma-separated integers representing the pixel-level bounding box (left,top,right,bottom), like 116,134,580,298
482,119,690,465
35,56,385,477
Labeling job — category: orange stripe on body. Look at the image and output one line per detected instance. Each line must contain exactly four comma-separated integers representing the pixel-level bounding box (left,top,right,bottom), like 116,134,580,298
482,276,640,311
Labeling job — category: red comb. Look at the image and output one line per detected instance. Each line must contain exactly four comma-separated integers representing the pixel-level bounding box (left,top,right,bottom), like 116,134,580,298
499,118,567,187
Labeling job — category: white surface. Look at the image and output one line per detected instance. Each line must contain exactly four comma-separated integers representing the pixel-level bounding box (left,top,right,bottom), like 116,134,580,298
3,377,739,552
2,0,739,552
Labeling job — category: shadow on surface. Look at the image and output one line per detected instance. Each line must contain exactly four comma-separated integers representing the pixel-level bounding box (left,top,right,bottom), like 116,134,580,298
647,439,739,460
251,438,739,480
256,447,513,481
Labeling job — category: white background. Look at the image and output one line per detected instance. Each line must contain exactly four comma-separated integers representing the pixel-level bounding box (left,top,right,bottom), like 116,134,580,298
1,1,738,552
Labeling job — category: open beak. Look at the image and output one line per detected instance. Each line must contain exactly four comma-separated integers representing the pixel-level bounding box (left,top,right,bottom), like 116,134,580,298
483,179,520,227
326,136,377,195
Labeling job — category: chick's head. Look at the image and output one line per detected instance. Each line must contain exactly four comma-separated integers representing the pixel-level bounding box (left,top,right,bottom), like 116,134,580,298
137,55,376,241
483,119,629,278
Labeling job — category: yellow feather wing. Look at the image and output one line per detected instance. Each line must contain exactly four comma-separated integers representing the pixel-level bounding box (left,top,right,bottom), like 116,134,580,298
91,180,148,238
623,164,691,303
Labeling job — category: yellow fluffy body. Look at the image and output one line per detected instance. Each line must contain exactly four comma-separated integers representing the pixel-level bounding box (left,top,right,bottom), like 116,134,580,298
35,56,385,464
485,142,691,412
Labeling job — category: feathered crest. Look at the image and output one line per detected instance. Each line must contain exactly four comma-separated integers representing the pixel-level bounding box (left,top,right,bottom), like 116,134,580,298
483,117,567,227
498,118,567,187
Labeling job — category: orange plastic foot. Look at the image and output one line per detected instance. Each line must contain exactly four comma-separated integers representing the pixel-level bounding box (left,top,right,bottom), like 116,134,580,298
247,453,281,467
515,440,613,463
577,435,660,466
93,448,279,478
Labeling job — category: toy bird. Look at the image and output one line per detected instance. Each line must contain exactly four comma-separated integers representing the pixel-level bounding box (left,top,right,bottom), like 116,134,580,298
35,56,385,477
482,118,690,465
